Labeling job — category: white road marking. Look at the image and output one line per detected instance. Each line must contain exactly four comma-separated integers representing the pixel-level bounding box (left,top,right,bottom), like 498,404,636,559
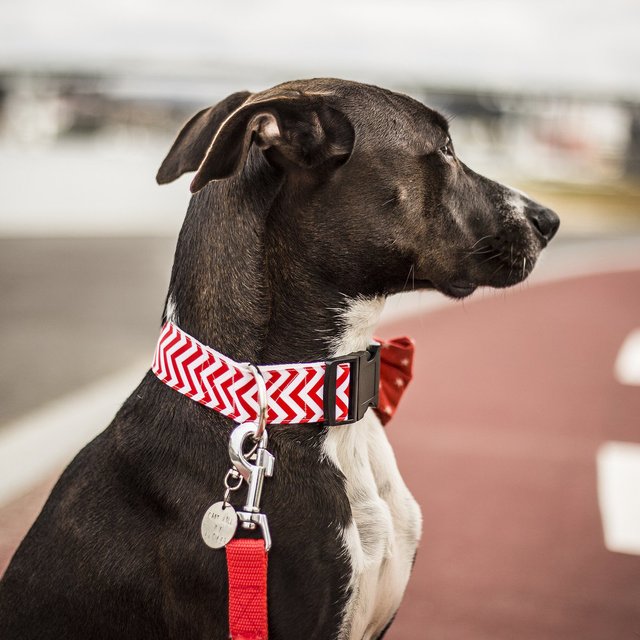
614,328,640,386
0,361,148,508
597,441,640,556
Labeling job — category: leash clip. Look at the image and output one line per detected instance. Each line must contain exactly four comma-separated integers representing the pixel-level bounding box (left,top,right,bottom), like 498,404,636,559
229,422,275,551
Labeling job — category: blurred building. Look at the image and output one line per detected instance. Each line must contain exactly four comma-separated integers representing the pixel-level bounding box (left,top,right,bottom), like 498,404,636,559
1,69,639,185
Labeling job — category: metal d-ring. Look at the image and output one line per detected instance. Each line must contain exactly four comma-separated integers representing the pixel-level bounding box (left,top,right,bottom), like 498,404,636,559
246,363,268,441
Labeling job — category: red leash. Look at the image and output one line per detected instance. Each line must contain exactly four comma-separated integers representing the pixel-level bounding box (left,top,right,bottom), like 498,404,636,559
226,540,269,640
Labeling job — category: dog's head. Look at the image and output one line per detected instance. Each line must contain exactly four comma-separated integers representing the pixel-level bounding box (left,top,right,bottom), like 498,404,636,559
158,78,559,300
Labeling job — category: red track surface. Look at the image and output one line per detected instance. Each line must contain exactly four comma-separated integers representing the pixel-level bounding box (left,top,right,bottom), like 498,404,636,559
383,269,640,639
2,269,640,638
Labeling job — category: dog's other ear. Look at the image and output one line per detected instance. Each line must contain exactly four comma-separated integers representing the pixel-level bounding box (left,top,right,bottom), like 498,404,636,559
189,93,355,192
156,91,252,185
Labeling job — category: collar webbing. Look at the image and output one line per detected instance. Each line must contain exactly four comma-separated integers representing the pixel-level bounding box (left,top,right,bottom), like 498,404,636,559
152,322,380,426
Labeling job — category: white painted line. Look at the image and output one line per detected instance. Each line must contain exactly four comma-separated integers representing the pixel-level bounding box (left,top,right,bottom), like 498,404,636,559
615,328,640,386
0,360,148,508
597,441,640,556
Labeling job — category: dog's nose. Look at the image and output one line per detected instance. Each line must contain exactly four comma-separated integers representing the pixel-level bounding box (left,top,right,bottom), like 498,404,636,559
526,204,560,243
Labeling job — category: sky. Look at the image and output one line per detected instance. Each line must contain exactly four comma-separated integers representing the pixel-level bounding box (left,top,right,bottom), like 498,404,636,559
2,0,640,98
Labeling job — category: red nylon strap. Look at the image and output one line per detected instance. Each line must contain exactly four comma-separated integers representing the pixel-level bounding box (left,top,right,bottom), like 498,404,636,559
226,539,269,640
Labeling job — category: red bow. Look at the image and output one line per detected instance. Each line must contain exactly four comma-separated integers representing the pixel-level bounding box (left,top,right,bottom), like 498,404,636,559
374,336,415,426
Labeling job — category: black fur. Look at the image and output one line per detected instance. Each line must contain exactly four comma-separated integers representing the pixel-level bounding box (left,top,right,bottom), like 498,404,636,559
0,78,558,639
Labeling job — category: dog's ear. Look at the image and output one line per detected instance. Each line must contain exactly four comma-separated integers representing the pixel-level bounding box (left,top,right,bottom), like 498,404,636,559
189,93,355,193
156,91,252,185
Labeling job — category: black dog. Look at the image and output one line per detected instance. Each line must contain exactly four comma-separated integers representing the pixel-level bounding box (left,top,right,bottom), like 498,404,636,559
0,78,558,639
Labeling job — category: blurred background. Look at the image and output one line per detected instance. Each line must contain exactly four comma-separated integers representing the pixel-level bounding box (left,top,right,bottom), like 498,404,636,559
1,1,639,638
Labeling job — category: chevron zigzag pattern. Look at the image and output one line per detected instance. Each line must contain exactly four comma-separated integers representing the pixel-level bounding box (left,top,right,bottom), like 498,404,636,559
152,323,351,424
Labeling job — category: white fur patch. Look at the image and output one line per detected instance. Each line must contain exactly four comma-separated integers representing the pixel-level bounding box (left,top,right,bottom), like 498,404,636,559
503,184,531,221
165,295,178,324
505,191,526,218
328,296,386,355
258,113,281,145
325,296,422,640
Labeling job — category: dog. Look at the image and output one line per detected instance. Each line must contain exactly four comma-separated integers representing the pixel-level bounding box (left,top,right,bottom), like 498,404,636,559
0,78,559,639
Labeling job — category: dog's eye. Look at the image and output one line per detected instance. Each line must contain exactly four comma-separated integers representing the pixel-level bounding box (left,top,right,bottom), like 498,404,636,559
439,139,454,158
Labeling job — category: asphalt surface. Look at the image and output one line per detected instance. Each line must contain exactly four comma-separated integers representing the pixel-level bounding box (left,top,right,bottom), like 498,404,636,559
0,237,174,426
1,238,639,638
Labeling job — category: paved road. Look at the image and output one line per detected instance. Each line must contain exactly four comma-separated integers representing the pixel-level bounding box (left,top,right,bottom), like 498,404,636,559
0,237,174,426
1,249,639,637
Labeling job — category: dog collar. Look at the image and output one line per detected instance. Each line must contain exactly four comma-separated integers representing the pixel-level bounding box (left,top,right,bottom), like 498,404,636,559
152,322,414,426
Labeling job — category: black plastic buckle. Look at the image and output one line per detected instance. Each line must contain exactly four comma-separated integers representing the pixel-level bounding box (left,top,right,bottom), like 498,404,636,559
323,344,381,426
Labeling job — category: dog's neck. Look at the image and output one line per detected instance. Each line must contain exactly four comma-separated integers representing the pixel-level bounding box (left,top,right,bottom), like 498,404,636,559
165,156,384,365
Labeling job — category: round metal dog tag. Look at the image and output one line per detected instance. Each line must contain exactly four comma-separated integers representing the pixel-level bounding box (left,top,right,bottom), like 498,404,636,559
201,502,238,549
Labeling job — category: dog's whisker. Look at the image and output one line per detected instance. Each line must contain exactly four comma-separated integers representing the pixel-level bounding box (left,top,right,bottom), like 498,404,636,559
401,263,416,292
467,246,493,253
489,262,506,280
506,244,515,283
462,246,493,256
477,252,503,266
468,234,493,250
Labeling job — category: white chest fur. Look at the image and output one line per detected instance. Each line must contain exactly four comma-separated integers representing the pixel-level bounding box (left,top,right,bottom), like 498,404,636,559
324,297,422,640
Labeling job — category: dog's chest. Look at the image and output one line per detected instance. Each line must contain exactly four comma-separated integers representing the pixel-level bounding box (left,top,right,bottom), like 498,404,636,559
323,413,422,640
325,298,422,640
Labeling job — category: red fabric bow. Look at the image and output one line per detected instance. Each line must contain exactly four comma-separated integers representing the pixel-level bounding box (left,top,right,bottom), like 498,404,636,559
374,336,415,426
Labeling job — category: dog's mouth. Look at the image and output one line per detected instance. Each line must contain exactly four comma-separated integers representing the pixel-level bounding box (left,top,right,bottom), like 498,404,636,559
436,281,478,299
414,279,478,299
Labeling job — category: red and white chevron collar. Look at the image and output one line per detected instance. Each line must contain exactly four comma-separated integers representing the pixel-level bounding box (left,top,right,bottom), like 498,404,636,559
152,322,385,425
